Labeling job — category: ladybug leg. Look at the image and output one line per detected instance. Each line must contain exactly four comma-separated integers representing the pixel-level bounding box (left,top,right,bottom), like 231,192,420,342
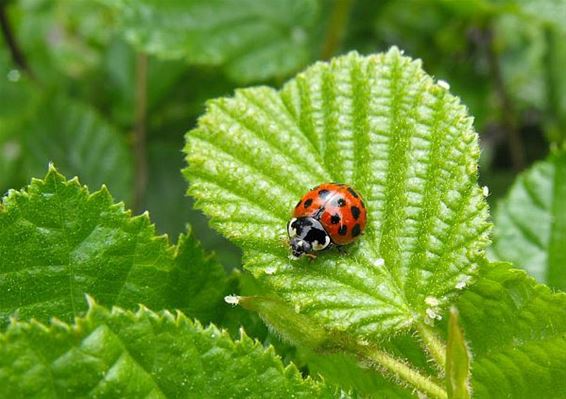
305,253,317,261
336,245,349,256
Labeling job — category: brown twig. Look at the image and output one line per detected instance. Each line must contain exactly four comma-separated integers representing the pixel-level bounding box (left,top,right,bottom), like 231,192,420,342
0,3,34,78
320,0,354,60
133,53,148,213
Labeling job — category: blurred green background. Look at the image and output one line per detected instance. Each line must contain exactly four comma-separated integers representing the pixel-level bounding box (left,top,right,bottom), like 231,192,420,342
1,0,565,270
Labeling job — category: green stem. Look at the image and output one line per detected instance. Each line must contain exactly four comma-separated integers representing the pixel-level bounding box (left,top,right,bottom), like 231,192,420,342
355,342,448,399
239,296,447,398
320,0,354,60
417,322,447,370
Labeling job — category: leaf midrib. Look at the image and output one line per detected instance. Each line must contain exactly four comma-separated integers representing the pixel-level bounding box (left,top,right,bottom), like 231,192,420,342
377,54,419,303
53,179,78,317
86,323,168,398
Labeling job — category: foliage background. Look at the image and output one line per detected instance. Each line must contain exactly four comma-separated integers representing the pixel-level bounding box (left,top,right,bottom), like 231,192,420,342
1,0,566,397
2,0,565,269
3,0,565,272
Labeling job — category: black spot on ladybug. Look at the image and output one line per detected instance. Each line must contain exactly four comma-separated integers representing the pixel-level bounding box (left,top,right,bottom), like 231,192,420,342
352,224,361,237
339,225,348,235
295,200,302,208
304,198,313,208
330,214,341,224
351,206,360,220
335,197,346,207
318,189,330,199
347,187,359,198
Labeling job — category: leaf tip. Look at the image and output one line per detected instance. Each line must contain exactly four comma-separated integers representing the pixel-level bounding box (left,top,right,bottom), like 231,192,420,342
47,161,58,174
437,79,451,90
50,317,71,331
44,163,66,183
85,294,97,309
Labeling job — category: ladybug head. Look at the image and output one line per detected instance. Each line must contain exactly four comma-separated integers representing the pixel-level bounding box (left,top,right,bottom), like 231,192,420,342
287,217,331,259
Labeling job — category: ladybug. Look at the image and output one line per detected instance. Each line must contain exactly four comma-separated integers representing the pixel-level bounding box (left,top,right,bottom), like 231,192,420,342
287,183,367,259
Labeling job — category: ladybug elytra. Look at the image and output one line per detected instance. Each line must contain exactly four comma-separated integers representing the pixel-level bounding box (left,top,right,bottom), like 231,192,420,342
287,183,367,259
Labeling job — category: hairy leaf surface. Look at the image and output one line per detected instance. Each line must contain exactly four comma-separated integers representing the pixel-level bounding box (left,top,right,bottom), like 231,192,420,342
184,49,490,340
456,262,566,398
0,302,337,398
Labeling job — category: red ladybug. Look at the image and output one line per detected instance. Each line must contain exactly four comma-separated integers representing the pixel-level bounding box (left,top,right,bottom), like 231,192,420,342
287,183,367,259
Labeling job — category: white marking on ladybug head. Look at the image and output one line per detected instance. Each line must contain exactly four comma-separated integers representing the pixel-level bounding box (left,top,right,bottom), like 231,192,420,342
287,218,298,238
311,234,331,251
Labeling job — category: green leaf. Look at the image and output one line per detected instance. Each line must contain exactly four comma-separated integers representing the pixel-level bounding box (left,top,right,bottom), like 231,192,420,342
5,0,109,84
0,167,227,327
20,95,133,203
455,261,566,398
495,6,566,143
298,331,435,399
105,0,319,83
491,151,566,290
0,53,39,191
499,0,566,32
184,49,490,340
493,13,547,109
446,307,471,399
0,87,133,203
238,295,331,350
0,301,338,398
144,141,241,268
170,227,228,323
